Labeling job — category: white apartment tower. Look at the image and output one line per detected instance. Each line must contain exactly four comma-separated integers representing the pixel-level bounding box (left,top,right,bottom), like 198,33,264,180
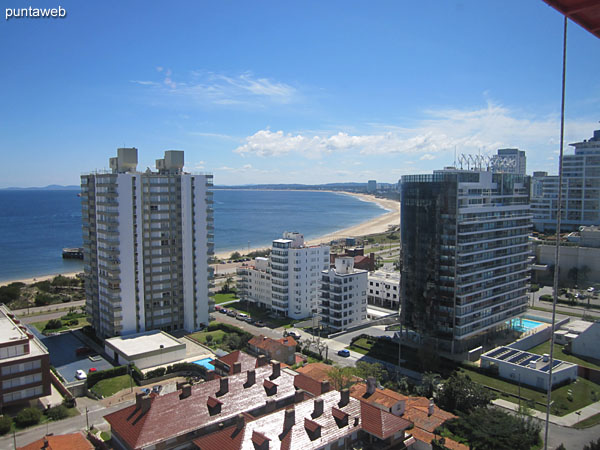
238,232,329,319
532,129,600,231
319,257,368,332
81,148,214,338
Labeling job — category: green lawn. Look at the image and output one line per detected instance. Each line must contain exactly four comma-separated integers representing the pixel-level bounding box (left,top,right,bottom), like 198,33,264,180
187,329,226,348
528,340,600,370
529,306,600,321
213,293,239,304
90,374,134,398
574,412,600,429
32,317,90,334
225,301,299,328
460,367,600,416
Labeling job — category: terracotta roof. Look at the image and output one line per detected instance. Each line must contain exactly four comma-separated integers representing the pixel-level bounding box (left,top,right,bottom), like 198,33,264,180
216,350,258,374
294,372,329,396
402,404,456,433
408,427,468,450
18,432,93,450
350,382,408,409
359,401,412,440
248,335,297,354
104,365,296,450
194,390,363,450
295,362,336,382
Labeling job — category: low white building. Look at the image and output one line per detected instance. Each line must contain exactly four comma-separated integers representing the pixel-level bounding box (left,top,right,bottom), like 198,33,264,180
570,321,600,361
481,346,577,390
319,257,368,332
237,257,272,309
554,319,594,345
367,270,400,310
104,330,186,370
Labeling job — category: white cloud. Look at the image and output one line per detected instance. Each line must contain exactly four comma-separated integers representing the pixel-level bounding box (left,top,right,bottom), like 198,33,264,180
233,102,598,170
132,69,298,107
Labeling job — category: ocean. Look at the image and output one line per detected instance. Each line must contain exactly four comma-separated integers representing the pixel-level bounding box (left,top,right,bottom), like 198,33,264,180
0,189,385,283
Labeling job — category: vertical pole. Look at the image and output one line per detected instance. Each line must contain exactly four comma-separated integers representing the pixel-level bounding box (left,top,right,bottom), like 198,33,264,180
13,428,16,450
86,406,89,430
544,15,568,450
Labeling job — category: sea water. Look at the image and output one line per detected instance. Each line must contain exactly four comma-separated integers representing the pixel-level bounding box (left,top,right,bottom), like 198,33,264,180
0,189,386,282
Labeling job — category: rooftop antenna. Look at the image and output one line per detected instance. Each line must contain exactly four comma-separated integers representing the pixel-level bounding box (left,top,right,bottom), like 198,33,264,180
454,146,457,167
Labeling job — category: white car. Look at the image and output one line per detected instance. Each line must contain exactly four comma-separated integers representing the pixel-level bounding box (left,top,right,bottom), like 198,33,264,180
75,369,87,380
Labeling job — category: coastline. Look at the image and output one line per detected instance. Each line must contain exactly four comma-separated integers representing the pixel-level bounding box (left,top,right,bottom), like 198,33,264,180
213,192,399,259
1,192,399,285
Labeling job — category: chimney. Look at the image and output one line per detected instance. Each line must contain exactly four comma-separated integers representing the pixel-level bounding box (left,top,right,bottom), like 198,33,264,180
206,370,217,380
233,361,242,374
270,361,281,379
265,399,276,413
236,413,245,430
283,408,295,429
313,398,324,418
245,369,256,388
43,437,49,449
321,380,331,394
180,383,192,399
257,354,269,367
294,389,305,403
339,388,350,407
135,392,144,409
217,377,229,396
396,399,406,416
366,377,376,395
140,395,152,414
428,398,434,416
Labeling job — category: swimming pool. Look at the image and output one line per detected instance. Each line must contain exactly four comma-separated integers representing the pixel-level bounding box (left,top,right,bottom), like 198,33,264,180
509,318,544,333
192,357,215,370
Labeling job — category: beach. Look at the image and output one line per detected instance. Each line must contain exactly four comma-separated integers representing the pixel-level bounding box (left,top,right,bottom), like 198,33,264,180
1,192,398,285
214,192,399,259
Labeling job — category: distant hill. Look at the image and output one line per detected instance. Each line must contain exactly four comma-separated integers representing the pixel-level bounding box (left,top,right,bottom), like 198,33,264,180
0,185,80,190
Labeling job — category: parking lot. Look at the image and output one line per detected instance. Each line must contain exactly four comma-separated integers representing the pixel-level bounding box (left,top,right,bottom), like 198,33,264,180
36,330,113,383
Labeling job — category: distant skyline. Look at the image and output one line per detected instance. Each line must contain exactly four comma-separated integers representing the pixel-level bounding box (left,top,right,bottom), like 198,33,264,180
1,1,599,188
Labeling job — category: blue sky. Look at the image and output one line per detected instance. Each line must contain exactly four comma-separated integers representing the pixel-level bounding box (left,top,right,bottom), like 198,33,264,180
1,0,599,187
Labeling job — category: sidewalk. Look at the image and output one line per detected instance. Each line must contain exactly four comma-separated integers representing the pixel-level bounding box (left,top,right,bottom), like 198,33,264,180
493,398,600,426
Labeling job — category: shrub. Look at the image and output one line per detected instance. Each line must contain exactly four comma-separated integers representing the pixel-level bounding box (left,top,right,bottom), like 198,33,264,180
15,407,42,427
87,365,129,388
145,367,166,379
540,294,553,302
0,284,22,304
0,416,12,435
46,405,69,421
34,280,52,292
45,319,63,330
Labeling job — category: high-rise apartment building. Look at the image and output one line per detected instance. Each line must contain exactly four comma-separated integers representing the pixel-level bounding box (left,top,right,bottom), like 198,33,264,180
81,148,214,338
238,232,329,319
400,169,531,355
531,129,600,231
490,148,526,175
319,257,367,332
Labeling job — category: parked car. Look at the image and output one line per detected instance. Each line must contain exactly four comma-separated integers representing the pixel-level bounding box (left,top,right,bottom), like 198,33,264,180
245,317,254,323
285,330,301,340
75,369,87,380
220,308,229,314
152,385,162,394
337,349,350,357
214,305,222,311
75,346,92,356
141,388,151,395
236,313,248,321
88,367,97,373
227,310,237,317
255,321,265,327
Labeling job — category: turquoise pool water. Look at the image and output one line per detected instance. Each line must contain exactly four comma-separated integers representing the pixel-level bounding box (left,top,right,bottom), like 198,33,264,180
192,357,215,370
509,318,544,333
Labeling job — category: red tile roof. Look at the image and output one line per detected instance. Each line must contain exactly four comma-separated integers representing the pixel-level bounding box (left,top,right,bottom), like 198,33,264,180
194,390,365,450
359,401,412,440
402,403,456,433
104,365,296,450
294,372,329,396
409,427,468,450
350,382,408,409
296,362,335,382
215,350,258,374
18,432,94,450
248,335,297,354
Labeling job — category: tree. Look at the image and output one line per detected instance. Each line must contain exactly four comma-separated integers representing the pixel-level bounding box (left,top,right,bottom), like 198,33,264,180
327,366,356,391
436,372,495,413
220,276,235,294
416,372,440,399
230,252,242,260
584,438,600,450
46,404,69,421
0,416,12,435
352,362,388,383
15,407,42,427
442,407,541,450
45,319,63,330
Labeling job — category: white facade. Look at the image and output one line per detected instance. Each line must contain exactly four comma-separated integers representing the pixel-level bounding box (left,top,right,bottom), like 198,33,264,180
81,148,214,338
491,148,526,175
532,129,600,231
319,257,368,332
238,232,329,319
368,270,400,310
571,322,600,361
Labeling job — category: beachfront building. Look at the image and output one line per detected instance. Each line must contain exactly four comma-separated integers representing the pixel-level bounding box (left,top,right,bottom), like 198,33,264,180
531,128,600,232
367,269,400,310
400,168,531,356
319,257,368,333
81,148,214,338
0,305,51,407
238,232,329,319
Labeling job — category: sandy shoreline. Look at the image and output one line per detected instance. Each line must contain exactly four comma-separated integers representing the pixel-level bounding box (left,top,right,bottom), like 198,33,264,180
214,192,399,258
1,192,399,285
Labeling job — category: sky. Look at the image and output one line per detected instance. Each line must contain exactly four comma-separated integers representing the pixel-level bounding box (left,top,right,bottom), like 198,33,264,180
0,0,599,187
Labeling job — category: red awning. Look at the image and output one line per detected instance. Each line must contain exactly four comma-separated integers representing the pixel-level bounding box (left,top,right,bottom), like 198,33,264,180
542,0,600,38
